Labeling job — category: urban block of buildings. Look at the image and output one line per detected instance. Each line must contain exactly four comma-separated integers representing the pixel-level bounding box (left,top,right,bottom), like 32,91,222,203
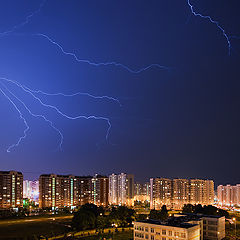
109,173,135,206
23,180,39,202
134,182,150,202
0,171,23,209
150,178,214,210
134,213,225,240
39,174,109,209
217,184,240,207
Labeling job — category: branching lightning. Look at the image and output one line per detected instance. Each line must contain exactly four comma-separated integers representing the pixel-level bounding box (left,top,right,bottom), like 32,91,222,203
0,81,63,152
0,85,30,152
0,0,170,152
187,0,231,55
0,77,113,152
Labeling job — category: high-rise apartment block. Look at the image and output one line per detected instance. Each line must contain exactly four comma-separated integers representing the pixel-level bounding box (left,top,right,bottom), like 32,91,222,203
109,174,118,205
39,174,109,209
91,175,109,206
109,173,134,206
150,178,214,209
0,171,23,209
134,182,150,202
217,184,240,206
23,180,39,201
150,178,172,209
190,179,214,206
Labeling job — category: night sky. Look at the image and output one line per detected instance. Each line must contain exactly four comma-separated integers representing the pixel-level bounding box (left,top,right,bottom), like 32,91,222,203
0,0,240,185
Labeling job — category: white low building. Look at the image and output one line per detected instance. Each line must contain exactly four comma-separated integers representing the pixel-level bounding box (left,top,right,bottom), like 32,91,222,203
134,219,200,240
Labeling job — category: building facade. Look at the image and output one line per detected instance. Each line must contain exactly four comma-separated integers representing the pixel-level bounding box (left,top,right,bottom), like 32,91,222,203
175,213,225,240
134,214,225,240
109,174,118,205
173,179,190,209
0,171,23,209
134,220,200,240
23,180,39,201
150,178,214,210
150,178,173,209
109,173,135,206
39,174,109,209
91,175,109,206
217,184,240,206
134,182,150,202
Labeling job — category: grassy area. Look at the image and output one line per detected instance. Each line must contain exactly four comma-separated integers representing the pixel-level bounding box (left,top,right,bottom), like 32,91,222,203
0,216,72,239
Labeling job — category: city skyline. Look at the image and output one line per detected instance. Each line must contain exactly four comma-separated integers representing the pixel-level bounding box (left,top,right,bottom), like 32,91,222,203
3,169,239,186
0,1,240,186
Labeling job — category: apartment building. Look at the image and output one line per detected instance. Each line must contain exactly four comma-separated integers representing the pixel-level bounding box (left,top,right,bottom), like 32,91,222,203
134,219,200,240
173,179,190,209
217,184,240,206
91,175,109,206
0,171,23,209
134,213,225,240
150,178,214,210
134,182,150,202
190,179,214,206
23,180,39,201
174,213,225,240
150,178,173,209
39,174,109,208
109,173,134,206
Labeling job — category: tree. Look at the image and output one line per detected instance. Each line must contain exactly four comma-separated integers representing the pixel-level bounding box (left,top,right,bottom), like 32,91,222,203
80,203,104,217
72,209,96,231
182,204,229,218
182,204,194,213
96,215,108,231
109,206,136,227
149,205,169,221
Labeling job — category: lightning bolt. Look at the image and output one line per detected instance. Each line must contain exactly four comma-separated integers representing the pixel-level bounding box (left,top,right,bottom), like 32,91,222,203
0,77,116,152
17,85,122,107
0,85,30,152
0,0,46,36
0,81,63,152
0,0,171,152
187,0,231,55
31,33,170,74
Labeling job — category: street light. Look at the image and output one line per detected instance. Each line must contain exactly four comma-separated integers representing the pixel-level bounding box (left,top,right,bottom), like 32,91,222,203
233,218,237,239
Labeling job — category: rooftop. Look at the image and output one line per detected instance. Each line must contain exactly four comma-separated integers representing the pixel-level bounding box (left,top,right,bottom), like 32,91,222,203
135,219,198,229
175,213,224,219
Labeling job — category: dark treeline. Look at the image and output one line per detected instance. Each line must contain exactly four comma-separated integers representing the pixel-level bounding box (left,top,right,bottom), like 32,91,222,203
182,204,229,218
71,203,136,231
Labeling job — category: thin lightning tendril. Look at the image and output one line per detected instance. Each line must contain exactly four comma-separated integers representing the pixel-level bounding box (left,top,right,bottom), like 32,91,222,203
18,86,122,107
0,77,112,151
0,86,30,152
33,33,170,74
0,82,63,152
187,0,231,55
0,0,46,36
0,0,169,152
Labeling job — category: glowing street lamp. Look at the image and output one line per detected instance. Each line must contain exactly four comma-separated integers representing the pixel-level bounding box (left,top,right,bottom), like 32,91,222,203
232,218,237,239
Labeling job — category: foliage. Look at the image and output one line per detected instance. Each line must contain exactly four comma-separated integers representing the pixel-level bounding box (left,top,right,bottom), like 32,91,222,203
149,205,169,221
136,214,148,221
109,206,136,227
80,203,104,217
72,209,96,231
72,204,135,231
182,204,229,218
